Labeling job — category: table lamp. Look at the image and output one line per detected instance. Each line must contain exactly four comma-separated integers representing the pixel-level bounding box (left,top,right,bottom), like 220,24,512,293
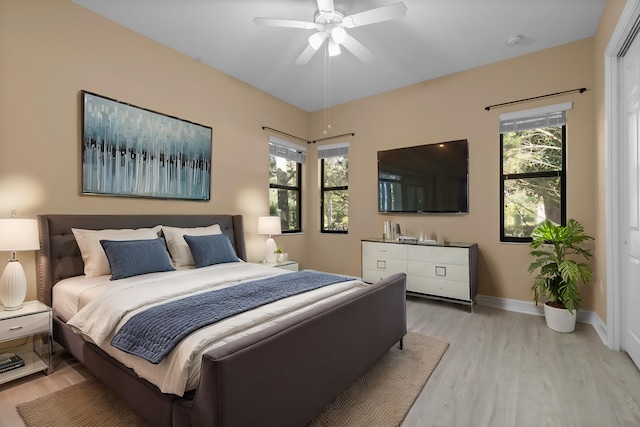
0,218,40,310
258,216,281,263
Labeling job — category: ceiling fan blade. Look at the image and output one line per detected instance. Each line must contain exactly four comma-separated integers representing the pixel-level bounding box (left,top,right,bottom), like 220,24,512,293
295,44,320,65
317,0,335,13
342,2,407,28
341,34,375,63
253,17,317,30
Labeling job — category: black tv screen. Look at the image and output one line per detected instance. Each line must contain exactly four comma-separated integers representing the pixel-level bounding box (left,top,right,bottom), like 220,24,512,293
378,139,469,213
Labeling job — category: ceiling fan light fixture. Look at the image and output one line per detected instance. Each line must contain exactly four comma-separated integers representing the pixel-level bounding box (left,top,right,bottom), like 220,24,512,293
330,26,346,44
309,31,326,50
255,1,408,65
328,39,341,56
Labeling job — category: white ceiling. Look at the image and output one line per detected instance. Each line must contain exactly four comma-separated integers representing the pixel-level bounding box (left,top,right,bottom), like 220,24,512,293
71,0,607,112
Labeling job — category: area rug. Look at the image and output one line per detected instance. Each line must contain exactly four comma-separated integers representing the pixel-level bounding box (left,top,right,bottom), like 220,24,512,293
16,376,148,427
16,332,448,427
308,332,448,426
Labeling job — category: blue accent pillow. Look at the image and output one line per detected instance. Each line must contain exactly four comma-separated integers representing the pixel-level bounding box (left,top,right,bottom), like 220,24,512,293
100,237,175,280
183,234,239,268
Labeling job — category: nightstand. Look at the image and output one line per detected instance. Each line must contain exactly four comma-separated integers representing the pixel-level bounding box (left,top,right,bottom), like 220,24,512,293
0,300,52,385
260,260,299,271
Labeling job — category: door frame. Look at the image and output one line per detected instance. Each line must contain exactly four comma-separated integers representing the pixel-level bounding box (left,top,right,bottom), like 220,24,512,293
606,0,640,351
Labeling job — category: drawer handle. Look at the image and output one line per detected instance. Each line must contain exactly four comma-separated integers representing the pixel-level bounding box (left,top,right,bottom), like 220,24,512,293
9,325,23,331
377,260,387,269
435,266,446,277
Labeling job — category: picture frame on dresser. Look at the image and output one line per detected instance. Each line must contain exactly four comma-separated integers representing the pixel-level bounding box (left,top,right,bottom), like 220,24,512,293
81,90,212,201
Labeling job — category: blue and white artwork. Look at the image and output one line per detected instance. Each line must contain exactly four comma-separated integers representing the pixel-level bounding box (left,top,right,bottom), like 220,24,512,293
82,91,212,201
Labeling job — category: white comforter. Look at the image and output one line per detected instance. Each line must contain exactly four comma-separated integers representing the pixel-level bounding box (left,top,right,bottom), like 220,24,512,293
66,262,365,395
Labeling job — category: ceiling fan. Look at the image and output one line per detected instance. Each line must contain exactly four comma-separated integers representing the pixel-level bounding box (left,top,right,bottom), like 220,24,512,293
253,0,407,65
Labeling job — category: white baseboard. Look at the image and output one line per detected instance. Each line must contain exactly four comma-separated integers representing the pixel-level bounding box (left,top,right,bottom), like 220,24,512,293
476,295,608,345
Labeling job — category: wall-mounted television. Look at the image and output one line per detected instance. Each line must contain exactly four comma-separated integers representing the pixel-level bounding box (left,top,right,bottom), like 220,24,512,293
378,139,469,213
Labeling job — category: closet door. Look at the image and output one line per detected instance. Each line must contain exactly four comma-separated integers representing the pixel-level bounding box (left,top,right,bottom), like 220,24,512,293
622,25,640,370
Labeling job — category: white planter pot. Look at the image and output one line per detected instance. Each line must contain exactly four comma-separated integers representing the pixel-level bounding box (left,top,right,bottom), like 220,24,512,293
543,302,576,333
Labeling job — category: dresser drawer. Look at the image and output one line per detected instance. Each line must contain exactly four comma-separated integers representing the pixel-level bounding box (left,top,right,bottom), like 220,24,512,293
363,269,391,283
362,242,407,260
429,247,469,265
362,256,407,273
407,261,469,282
408,245,469,265
407,276,471,300
0,312,50,340
362,256,407,280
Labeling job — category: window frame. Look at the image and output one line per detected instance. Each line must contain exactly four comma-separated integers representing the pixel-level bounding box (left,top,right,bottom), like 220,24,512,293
499,125,567,243
320,156,349,233
269,137,305,233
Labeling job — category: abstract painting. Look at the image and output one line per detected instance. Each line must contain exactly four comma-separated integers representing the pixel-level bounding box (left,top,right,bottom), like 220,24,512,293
81,91,212,201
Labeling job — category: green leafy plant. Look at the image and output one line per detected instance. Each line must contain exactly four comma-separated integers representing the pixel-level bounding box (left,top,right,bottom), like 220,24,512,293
528,219,594,314
274,247,282,255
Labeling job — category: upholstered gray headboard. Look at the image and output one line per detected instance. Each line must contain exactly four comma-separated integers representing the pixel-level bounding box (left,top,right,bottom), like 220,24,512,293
36,214,247,307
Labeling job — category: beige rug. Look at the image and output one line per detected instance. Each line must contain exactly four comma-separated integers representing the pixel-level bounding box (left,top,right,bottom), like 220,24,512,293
17,332,448,427
16,377,149,427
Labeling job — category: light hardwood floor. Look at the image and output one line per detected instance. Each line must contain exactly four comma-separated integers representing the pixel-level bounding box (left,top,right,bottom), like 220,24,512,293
0,347,90,427
1,298,640,427
403,297,640,427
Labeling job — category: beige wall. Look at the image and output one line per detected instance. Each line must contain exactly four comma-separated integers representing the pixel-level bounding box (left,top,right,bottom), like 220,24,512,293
0,0,309,300
592,0,627,323
0,0,626,317
307,39,599,309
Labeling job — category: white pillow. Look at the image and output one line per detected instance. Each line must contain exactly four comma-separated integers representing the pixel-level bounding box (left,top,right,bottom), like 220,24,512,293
72,226,162,277
162,224,222,267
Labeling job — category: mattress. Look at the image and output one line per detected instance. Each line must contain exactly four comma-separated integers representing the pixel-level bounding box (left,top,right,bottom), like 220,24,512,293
55,262,366,395
53,265,229,322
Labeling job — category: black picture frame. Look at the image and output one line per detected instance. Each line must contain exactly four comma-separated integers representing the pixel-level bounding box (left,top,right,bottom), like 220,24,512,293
81,90,212,201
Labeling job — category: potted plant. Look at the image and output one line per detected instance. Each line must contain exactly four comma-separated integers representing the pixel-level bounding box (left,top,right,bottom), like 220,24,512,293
528,219,594,332
274,247,286,262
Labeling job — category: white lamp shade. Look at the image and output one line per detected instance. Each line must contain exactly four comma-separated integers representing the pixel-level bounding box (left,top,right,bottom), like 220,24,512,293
258,216,282,236
0,219,40,251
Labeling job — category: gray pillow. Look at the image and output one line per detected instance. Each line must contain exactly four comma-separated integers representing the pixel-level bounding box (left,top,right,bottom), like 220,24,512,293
100,237,175,280
183,234,239,268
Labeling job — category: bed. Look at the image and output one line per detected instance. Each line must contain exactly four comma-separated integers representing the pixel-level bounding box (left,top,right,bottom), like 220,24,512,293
36,214,407,427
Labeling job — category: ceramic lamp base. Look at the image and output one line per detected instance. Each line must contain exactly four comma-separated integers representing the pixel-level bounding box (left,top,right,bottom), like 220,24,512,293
0,259,27,311
264,237,277,263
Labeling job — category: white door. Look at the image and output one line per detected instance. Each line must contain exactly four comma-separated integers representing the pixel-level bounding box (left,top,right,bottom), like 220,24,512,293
623,30,640,369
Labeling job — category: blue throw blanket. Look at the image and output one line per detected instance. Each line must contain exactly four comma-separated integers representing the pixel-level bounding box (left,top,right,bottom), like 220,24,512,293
110,270,352,364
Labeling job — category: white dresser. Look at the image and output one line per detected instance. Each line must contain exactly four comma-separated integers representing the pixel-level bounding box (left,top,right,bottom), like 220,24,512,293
362,239,478,311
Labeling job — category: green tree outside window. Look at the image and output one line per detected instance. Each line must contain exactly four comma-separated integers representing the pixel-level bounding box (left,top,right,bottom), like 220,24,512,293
501,126,566,241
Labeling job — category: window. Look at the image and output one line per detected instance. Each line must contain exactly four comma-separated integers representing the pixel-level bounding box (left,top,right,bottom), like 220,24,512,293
269,137,306,233
500,102,571,242
319,142,349,233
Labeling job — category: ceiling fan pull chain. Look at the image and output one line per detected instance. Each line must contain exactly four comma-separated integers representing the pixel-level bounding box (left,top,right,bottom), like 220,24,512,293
324,44,327,134
327,48,332,133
